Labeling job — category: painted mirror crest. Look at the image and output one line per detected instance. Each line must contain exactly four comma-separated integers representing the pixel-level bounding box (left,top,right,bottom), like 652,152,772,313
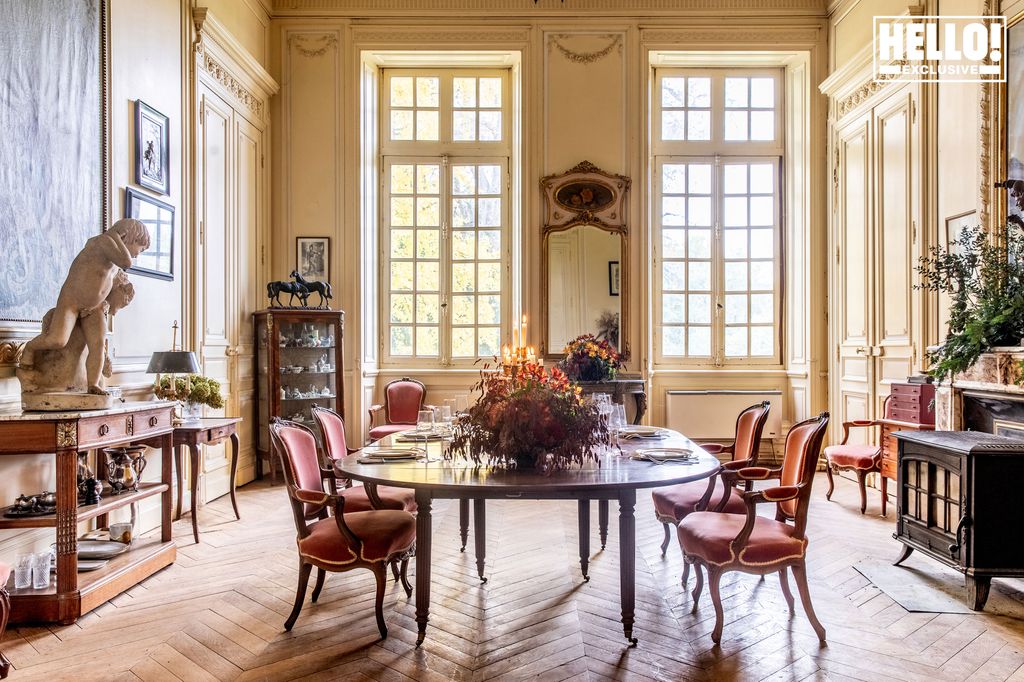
540,161,630,360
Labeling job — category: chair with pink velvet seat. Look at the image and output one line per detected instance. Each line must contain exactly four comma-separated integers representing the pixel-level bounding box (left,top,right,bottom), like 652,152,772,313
0,560,11,678
677,412,830,645
651,401,771,578
269,419,416,636
823,395,891,515
367,377,428,442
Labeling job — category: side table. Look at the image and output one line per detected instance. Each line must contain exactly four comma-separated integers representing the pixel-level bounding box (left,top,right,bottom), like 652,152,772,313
145,417,242,544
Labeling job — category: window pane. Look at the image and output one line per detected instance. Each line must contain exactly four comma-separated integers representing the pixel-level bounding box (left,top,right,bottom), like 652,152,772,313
750,111,774,140
479,165,502,194
452,231,475,260
750,327,774,356
750,261,773,290
664,326,685,355
687,110,710,140
478,295,501,324
417,229,439,258
663,164,686,193
478,263,501,292
391,262,414,290
478,198,501,227
689,165,712,194
417,326,439,356
391,197,413,226
725,294,747,323
452,327,475,357
688,229,711,258
725,77,748,107
391,110,413,140
663,230,685,258
452,199,475,227
750,196,774,225
663,294,685,323
391,165,414,193
750,77,774,108
750,294,773,323
391,230,413,258
390,77,414,106
452,263,475,292
662,197,685,225
479,111,502,141
723,165,747,194
688,294,711,324
417,262,439,290
478,230,501,259
417,164,439,193
663,262,686,290
662,110,686,140
478,327,500,357
390,326,413,355
416,110,439,140
750,229,773,255
390,294,413,323
662,77,686,107
416,197,439,226
749,164,774,193
416,77,439,107
724,262,747,291
688,197,711,226
452,295,474,324
725,327,747,356
453,111,477,140
688,77,710,107
688,327,711,356
453,77,476,107
416,293,439,323
452,166,476,195
688,261,711,290
479,78,502,107
723,229,747,258
724,197,747,226
724,111,748,140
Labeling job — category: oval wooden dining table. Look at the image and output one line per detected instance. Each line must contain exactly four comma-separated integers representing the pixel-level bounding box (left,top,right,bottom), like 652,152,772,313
336,429,720,647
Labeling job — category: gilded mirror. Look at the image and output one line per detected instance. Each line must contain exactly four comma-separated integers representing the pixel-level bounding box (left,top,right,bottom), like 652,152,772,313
540,161,630,358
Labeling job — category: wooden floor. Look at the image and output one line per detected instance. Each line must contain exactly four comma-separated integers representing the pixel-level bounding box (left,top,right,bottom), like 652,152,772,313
6,474,1024,681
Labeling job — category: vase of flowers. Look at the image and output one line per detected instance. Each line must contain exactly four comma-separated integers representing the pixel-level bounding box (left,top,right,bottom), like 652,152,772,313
449,362,609,473
153,374,225,423
559,334,623,382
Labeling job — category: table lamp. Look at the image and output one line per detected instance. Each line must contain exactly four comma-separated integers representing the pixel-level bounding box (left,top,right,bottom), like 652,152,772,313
147,321,200,424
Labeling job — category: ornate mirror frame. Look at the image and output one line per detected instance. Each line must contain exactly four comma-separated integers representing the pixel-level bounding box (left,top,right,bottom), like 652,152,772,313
539,160,631,359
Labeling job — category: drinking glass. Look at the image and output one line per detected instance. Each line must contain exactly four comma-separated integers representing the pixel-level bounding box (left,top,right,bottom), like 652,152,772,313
32,551,51,589
440,404,453,425
417,409,434,433
14,553,32,589
612,403,628,431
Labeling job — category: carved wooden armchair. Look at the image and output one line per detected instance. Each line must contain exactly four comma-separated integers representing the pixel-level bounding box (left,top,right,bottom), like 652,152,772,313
651,401,771,570
0,560,9,679
677,412,830,645
368,377,428,441
269,419,415,637
823,396,891,515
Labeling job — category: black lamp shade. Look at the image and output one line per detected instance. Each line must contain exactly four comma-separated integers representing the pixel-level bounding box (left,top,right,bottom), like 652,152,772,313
146,351,200,374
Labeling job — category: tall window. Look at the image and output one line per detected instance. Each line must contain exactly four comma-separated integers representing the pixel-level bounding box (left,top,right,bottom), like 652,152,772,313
381,70,510,365
653,69,783,365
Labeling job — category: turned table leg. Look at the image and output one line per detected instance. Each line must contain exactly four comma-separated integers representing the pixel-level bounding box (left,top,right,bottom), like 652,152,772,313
578,500,591,582
459,499,469,552
619,488,638,646
415,490,433,647
598,500,609,550
473,499,487,583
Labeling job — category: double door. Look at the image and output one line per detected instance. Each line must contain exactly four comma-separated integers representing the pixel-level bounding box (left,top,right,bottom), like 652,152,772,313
832,83,922,438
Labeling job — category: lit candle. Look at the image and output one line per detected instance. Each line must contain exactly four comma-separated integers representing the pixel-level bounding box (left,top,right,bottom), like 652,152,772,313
521,315,527,344
512,328,519,349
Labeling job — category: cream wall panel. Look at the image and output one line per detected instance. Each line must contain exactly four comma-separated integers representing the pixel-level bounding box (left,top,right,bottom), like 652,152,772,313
199,0,271,67
831,0,894,67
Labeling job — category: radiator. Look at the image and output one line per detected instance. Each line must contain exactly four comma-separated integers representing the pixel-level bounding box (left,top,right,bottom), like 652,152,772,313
666,390,783,440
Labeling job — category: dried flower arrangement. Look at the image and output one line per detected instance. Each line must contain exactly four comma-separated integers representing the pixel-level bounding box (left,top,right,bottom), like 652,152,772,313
448,362,609,473
559,334,623,382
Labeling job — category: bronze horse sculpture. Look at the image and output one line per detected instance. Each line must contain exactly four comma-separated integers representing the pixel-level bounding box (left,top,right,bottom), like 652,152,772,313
267,271,309,307
292,272,332,308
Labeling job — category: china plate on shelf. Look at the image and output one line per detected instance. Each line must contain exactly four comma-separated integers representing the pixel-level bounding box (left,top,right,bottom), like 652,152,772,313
66,540,131,560
50,558,109,573
630,447,696,464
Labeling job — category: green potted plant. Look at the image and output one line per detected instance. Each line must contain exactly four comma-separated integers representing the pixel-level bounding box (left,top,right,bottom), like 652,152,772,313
917,224,1024,383
153,374,225,422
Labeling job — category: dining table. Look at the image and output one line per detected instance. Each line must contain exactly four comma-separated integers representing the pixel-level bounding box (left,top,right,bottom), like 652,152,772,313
335,429,720,647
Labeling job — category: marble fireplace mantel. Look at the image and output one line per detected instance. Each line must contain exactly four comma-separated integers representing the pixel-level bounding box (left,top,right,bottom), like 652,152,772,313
936,348,1024,431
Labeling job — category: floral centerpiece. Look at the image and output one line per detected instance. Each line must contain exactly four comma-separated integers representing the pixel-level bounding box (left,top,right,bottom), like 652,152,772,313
559,334,623,382
154,374,225,420
449,362,609,473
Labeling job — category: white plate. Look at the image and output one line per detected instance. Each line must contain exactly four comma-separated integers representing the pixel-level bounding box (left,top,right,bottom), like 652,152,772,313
631,447,695,463
619,426,662,436
363,447,425,459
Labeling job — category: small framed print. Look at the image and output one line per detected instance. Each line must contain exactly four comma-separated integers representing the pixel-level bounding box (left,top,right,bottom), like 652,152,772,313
608,261,620,296
297,236,330,281
134,100,170,195
124,187,174,280
945,210,976,255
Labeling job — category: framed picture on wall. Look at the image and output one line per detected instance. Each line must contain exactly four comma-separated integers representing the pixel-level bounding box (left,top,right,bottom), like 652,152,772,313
297,236,330,281
608,261,620,296
945,210,976,255
134,100,169,195
124,187,174,280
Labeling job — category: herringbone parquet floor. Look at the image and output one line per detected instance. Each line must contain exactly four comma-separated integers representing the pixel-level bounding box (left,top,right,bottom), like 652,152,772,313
5,474,1024,681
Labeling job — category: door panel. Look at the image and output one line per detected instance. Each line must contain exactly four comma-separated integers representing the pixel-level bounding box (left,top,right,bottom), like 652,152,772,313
834,113,873,442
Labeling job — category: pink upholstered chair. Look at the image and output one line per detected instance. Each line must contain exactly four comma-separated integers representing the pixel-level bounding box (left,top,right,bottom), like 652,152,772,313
651,401,771,575
823,396,891,515
311,405,417,514
0,560,10,679
368,377,428,441
678,413,830,645
269,419,415,636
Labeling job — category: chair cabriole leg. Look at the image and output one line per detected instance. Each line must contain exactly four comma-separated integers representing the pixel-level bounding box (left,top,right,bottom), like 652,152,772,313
311,567,326,603
373,564,388,639
825,461,835,500
779,567,795,612
681,557,690,586
708,567,725,644
691,563,704,613
856,470,868,514
792,562,826,643
660,522,671,556
285,560,312,631
400,557,413,597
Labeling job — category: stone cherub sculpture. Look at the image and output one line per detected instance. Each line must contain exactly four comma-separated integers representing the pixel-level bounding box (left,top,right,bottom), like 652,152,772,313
17,218,150,410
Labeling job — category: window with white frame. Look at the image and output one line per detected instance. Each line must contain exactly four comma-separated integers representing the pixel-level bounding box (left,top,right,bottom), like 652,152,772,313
381,70,511,365
653,69,783,365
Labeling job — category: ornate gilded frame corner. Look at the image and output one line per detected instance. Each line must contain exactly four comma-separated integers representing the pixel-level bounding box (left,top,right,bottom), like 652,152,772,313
539,161,631,360
985,3,1022,234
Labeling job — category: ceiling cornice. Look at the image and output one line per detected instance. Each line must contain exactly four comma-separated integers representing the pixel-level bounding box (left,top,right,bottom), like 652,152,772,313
270,0,828,19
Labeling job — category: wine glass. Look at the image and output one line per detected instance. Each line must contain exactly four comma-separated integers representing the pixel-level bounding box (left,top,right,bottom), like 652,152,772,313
417,409,434,433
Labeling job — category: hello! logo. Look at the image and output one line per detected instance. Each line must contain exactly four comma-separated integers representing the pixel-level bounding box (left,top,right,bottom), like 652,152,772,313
873,15,1006,82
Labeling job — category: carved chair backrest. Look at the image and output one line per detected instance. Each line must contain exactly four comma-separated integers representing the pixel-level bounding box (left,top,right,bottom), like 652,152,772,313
732,401,772,465
776,412,830,533
384,377,426,425
269,419,328,528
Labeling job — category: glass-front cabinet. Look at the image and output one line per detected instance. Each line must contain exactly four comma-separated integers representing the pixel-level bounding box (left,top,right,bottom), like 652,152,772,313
253,309,345,479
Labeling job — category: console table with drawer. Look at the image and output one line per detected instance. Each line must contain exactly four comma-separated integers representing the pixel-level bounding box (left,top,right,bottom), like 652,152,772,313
0,401,177,624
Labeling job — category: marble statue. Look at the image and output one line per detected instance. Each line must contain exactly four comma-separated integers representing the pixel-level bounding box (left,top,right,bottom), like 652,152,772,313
17,218,150,410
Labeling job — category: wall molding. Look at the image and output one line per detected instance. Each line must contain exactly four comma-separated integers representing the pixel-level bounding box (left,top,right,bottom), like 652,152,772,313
273,0,827,15
351,27,531,43
547,33,622,64
641,27,821,44
288,33,339,57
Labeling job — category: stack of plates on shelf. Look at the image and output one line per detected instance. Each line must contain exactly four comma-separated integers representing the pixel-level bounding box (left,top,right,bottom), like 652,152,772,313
629,447,696,464
618,426,670,440
357,447,425,464
49,539,130,573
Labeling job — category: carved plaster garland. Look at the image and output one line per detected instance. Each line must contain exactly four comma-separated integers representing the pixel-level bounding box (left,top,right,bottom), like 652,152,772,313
289,34,339,58
548,33,622,64
195,40,265,119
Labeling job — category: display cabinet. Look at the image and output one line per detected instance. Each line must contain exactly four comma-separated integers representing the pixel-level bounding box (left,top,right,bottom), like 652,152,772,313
253,309,344,481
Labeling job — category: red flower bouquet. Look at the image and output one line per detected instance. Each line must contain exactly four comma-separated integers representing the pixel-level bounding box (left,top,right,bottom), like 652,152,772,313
449,362,609,473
